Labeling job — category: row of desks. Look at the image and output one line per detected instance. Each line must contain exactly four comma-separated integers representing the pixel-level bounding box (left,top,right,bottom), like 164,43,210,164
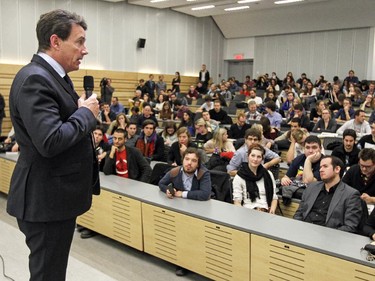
0,154,375,280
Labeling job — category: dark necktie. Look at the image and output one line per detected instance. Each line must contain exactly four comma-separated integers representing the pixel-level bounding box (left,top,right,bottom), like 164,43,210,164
64,75,74,90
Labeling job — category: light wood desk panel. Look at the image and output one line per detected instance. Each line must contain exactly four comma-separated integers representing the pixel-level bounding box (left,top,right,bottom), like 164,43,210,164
251,234,375,281
0,155,16,194
142,203,250,281
77,189,143,251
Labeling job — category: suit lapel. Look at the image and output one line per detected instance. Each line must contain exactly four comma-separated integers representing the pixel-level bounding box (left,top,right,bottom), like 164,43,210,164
326,182,344,222
304,184,322,218
31,55,80,103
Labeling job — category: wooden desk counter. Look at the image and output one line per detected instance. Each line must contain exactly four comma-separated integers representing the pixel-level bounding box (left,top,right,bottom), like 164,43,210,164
1,154,375,280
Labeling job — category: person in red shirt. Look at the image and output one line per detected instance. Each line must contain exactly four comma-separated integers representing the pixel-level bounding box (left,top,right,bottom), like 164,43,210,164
104,128,151,182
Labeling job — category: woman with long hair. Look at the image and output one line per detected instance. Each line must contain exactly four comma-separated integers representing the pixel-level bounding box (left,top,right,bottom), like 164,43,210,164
360,94,375,114
161,121,178,147
240,84,250,96
167,127,197,166
232,143,278,213
154,93,168,112
172,71,181,94
179,111,195,136
159,101,173,120
204,128,235,154
106,112,129,136
259,116,279,140
309,100,326,122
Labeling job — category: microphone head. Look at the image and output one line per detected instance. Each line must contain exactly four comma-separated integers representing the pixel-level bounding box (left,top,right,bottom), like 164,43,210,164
83,76,94,90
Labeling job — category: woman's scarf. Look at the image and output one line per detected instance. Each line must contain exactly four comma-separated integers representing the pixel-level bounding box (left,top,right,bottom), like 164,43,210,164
237,162,274,207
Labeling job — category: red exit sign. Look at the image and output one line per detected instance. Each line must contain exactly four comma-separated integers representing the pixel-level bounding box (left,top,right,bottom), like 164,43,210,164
234,53,244,60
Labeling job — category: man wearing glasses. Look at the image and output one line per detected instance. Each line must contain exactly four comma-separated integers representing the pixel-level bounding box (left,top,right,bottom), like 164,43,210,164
343,148,375,205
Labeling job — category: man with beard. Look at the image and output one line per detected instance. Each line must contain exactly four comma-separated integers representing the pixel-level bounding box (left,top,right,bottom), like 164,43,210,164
294,156,362,233
103,128,151,182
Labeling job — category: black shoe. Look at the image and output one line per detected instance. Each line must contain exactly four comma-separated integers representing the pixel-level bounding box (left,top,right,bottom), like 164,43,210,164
76,225,85,232
175,266,188,276
80,229,97,239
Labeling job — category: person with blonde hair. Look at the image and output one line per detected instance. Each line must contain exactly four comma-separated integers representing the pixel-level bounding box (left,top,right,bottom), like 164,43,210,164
286,128,309,164
204,128,235,154
106,112,129,136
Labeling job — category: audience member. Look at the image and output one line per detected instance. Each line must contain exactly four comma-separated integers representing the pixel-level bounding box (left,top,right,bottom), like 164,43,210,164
100,77,114,103
245,100,262,122
110,96,125,115
294,156,362,233
196,95,214,112
336,109,371,136
159,101,173,120
179,111,195,136
232,143,278,213
106,112,128,136
103,128,151,181
135,120,164,161
209,100,229,124
343,69,360,86
161,121,178,147
145,74,156,100
168,127,197,166
199,64,210,91
285,129,309,164
288,103,310,131
228,113,251,139
247,89,262,107
331,129,360,169
171,71,181,94
309,100,326,122
204,128,235,154
155,75,167,96
227,128,281,177
358,123,375,149
275,117,303,150
137,104,159,128
194,118,213,144
202,110,219,132
264,101,283,130
312,109,337,133
125,122,139,147
343,148,375,204
99,102,116,130
335,97,355,122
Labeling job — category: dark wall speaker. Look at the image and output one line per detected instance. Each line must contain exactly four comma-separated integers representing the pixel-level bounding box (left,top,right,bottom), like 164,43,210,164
138,38,146,48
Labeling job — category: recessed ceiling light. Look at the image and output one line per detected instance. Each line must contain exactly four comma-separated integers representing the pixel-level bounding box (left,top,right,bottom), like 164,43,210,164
274,0,304,4
225,6,250,11
191,5,215,11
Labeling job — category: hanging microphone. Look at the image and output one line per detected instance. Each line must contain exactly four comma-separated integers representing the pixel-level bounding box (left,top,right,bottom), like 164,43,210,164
83,76,94,99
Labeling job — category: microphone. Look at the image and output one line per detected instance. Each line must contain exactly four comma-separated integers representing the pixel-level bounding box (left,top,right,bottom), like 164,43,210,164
83,76,94,99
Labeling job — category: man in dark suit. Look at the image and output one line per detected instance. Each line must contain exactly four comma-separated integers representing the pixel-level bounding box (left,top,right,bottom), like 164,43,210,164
7,10,100,281
294,156,362,233
199,64,210,92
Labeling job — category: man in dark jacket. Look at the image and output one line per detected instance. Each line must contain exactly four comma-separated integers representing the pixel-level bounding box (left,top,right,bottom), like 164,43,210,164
331,129,359,169
104,128,151,182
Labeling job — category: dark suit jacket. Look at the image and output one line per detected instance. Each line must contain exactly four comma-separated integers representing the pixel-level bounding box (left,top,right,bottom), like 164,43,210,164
7,54,99,222
294,181,362,233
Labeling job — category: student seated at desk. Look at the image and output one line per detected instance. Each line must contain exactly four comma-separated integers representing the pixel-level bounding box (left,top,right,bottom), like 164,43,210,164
358,123,375,149
227,128,281,177
103,128,152,182
135,120,164,161
168,127,197,166
336,109,371,136
331,129,359,169
159,147,211,276
294,156,362,233
312,108,337,133
233,144,278,214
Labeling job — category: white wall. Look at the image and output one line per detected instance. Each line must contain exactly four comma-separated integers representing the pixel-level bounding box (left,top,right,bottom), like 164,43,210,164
224,38,255,60
0,0,225,81
253,28,373,81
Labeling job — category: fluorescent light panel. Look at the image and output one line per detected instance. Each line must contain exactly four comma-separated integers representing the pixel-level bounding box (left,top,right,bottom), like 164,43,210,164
238,0,260,3
274,0,304,4
225,6,250,11
150,0,169,3
191,5,215,10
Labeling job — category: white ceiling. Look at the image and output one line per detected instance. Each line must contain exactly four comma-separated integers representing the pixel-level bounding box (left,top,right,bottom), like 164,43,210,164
125,0,328,17
102,0,375,38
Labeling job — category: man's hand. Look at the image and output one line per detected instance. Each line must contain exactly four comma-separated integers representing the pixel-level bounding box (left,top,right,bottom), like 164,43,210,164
361,193,375,204
281,175,292,186
78,93,99,117
109,146,118,158
306,151,321,164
